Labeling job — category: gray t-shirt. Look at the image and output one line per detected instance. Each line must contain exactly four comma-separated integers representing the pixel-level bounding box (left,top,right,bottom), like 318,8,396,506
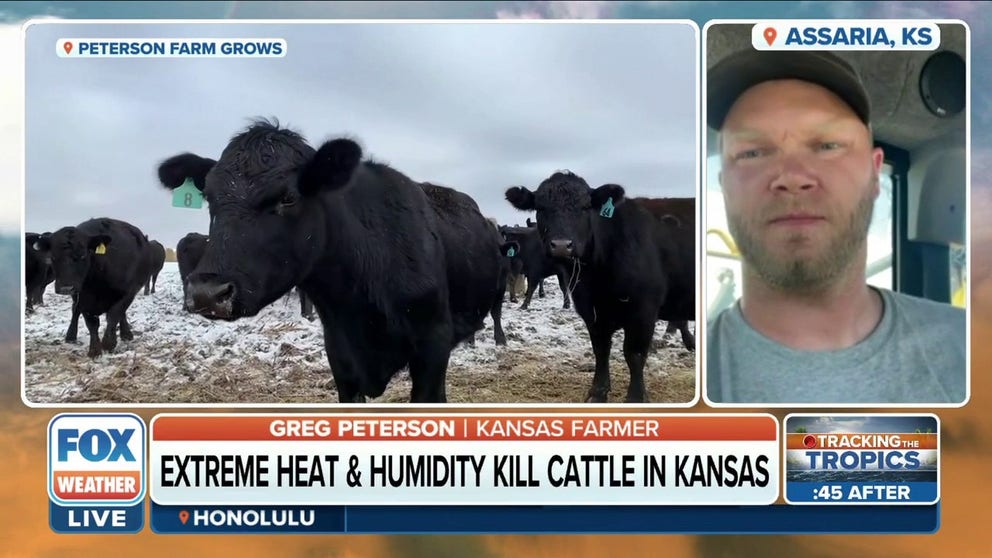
706,288,967,404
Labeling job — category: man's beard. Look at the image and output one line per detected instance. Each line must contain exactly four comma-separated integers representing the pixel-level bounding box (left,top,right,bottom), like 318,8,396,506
727,178,877,294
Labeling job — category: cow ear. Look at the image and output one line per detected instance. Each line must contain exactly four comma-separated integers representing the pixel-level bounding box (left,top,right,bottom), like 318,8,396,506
526,217,536,227
25,233,40,246
158,153,216,191
87,234,112,254
31,233,52,253
591,184,626,216
501,241,520,258
299,138,363,196
505,186,536,211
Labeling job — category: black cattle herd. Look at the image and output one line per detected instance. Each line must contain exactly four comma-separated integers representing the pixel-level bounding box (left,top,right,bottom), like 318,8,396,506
25,119,696,404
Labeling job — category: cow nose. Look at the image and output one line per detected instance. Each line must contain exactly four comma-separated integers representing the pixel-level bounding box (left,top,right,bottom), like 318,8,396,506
549,239,574,258
186,279,236,318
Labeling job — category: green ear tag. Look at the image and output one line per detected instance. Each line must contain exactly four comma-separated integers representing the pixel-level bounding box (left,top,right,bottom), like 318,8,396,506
599,197,615,218
507,247,516,257
172,177,204,209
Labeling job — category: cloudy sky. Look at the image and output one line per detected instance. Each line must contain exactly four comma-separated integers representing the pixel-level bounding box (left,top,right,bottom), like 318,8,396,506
22,20,697,250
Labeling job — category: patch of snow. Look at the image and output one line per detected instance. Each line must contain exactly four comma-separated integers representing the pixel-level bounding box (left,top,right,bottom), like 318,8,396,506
23,262,696,404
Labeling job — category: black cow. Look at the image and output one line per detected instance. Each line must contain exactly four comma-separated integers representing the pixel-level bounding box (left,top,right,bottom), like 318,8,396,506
635,198,696,352
25,232,55,313
498,225,572,310
154,119,506,403
506,171,696,403
420,184,518,348
176,232,209,291
34,218,153,358
144,238,166,295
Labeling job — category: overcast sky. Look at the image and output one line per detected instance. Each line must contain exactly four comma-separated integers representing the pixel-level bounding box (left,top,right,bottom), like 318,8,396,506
23,21,697,250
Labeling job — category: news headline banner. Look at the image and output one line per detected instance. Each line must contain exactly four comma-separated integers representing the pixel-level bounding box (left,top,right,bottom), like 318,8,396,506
783,414,940,505
149,414,780,507
56,38,287,58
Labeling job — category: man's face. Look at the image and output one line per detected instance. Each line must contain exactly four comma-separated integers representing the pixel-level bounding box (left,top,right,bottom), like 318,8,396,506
718,79,885,293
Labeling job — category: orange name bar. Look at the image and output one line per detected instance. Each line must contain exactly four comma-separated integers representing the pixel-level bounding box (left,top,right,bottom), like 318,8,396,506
786,433,938,450
52,471,141,500
153,415,778,442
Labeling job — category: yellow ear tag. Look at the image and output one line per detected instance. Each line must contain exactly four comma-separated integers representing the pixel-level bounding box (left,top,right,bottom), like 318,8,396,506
95,243,107,255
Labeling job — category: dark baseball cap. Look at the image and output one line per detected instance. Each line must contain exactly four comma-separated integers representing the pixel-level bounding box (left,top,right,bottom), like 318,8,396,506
707,50,871,130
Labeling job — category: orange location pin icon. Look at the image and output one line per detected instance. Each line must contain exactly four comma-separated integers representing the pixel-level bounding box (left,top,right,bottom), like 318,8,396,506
763,27,777,46
179,510,189,525
63,41,73,54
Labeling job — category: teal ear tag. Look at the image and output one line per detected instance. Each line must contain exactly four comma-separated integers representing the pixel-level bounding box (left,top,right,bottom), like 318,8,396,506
507,247,516,257
172,177,204,209
599,197,615,218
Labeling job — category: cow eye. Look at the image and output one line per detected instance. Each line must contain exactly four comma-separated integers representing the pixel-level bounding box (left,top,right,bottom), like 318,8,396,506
279,193,296,207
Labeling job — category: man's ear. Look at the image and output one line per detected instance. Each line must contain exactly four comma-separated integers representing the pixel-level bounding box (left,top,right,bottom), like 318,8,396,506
299,138,363,196
157,153,217,192
871,146,885,198
505,186,536,211
87,234,112,254
590,184,626,215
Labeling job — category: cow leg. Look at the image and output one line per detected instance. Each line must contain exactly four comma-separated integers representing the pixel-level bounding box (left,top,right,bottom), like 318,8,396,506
585,325,614,403
119,312,134,342
143,278,150,296
65,294,81,343
102,314,120,353
300,292,316,321
491,299,507,346
520,277,540,310
153,272,159,294
622,320,654,403
335,378,366,403
102,294,137,352
84,313,102,358
678,321,695,351
409,326,451,403
538,279,545,298
556,271,572,309
330,365,366,404
508,275,518,303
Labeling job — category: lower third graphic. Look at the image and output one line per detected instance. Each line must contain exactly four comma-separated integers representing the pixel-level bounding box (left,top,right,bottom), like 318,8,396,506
784,414,939,505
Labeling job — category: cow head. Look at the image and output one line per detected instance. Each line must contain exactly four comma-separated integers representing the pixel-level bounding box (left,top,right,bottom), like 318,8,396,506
33,227,111,296
25,232,53,268
505,171,625,260
155,119,363,320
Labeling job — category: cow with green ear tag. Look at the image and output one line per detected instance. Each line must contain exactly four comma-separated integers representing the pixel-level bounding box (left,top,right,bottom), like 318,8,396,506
506,171,696,403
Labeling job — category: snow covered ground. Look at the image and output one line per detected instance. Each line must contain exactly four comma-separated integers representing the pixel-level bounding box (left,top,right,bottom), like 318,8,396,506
23,262,697,405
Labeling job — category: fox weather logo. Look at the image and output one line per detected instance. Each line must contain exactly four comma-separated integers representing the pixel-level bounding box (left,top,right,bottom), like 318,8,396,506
47,413,147,533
